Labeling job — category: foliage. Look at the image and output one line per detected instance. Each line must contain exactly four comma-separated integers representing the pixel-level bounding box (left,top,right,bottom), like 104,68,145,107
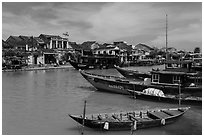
194,47,201,53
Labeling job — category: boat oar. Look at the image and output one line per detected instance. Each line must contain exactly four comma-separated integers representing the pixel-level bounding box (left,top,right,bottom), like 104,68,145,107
81,100,87,135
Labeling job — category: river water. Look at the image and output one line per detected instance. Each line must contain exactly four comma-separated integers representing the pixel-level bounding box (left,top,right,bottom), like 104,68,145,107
2,65,202,135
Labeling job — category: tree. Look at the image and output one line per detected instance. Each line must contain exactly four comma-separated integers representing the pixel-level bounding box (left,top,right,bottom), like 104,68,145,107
194,47,201,53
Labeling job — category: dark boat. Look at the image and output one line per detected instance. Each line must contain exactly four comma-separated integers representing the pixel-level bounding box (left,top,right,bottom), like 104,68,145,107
69,107,190,131
80,70,202,96
68,60,93,70
127,88,202,106
69,54,120,70
114,65,151,80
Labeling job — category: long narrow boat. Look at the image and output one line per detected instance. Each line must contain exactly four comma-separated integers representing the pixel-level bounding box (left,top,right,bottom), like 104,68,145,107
114,65,151,80
80,70,134,95
80,70,202,96
69,107,190,131
68,60,92,70
127,88,202,106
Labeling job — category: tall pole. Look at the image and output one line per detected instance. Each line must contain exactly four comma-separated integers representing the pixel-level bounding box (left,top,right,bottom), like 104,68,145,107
165,14,168,69
81,100,86,135
178,80,181,106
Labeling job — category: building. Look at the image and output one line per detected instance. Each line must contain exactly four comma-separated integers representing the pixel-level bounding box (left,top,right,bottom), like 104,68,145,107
39,34,71,50
93,45,120,56
2,40,13,49
6,36,27,50
132,43,154,60
6,35,45,51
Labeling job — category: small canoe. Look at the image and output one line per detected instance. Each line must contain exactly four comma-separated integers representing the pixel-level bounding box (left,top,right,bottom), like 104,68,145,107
69,107,190,131
127,88,202,106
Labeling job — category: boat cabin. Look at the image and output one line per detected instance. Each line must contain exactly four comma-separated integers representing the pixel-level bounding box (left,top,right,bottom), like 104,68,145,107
164,60,194,72
151,70,187,86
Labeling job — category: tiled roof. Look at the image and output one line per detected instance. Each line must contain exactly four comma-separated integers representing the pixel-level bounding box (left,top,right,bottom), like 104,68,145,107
134,43,153,51
39,34,62,39
6,36,26,47
116,43,132,52
34,37,44,43
10,36,24,42
81,41,96,50
19,35,32,42
2,40,13,48
69,42,81,50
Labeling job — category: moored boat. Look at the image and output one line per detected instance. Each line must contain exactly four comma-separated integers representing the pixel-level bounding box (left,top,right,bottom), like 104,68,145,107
68,60,92,70
80,70,133,95
80,70,202,96
114,65,151,80
69,106,190,131
127,88,202,106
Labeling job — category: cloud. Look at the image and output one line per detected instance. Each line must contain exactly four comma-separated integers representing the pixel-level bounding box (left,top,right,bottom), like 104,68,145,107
85,3,170,42
2,2,202,51
151,23,202,49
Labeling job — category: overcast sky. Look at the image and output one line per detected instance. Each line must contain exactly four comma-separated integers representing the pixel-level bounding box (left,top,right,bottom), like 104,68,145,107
2,2,202,51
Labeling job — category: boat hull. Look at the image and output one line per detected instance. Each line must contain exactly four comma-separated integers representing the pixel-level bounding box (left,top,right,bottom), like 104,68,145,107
127,90,202,106
69,107,189,131
80,71,131,95
80,71,202,97
68,60,91,70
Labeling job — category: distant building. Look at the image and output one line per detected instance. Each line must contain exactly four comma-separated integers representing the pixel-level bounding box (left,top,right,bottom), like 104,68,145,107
93,45,120,56
93,41,132,64
39,34,71,50
160,47,177,53
131,43,154,60
2,40,13,49
6,36,27,50
5,35,45,51
80,41,100,56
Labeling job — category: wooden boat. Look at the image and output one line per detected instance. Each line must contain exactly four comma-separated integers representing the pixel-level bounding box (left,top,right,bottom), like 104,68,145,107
68,60,92,70
80,70,133,95
80,70,202,97
69,54,120,70
69,106,190,131
114,65,151,80
127,88,202,106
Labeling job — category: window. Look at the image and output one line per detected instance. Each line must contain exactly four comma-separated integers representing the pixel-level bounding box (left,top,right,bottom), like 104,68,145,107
173,75,180,84
63,41,67,49
152,74,159,83
52,40,56,49
109,50,112,55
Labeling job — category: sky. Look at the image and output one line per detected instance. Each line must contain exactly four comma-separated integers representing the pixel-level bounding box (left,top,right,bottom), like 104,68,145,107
2,2,202,51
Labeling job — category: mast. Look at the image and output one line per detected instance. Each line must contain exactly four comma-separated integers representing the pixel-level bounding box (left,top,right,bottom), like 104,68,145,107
165,14,168,69
81,100,86,135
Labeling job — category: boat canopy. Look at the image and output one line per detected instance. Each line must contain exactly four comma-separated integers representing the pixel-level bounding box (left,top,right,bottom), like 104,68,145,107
143,88,165,97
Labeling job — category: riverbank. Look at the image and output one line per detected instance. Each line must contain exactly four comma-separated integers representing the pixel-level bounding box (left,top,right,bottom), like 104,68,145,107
2,65,73,72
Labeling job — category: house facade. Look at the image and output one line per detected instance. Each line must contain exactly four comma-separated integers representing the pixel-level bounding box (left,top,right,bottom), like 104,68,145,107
39,34,72,50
